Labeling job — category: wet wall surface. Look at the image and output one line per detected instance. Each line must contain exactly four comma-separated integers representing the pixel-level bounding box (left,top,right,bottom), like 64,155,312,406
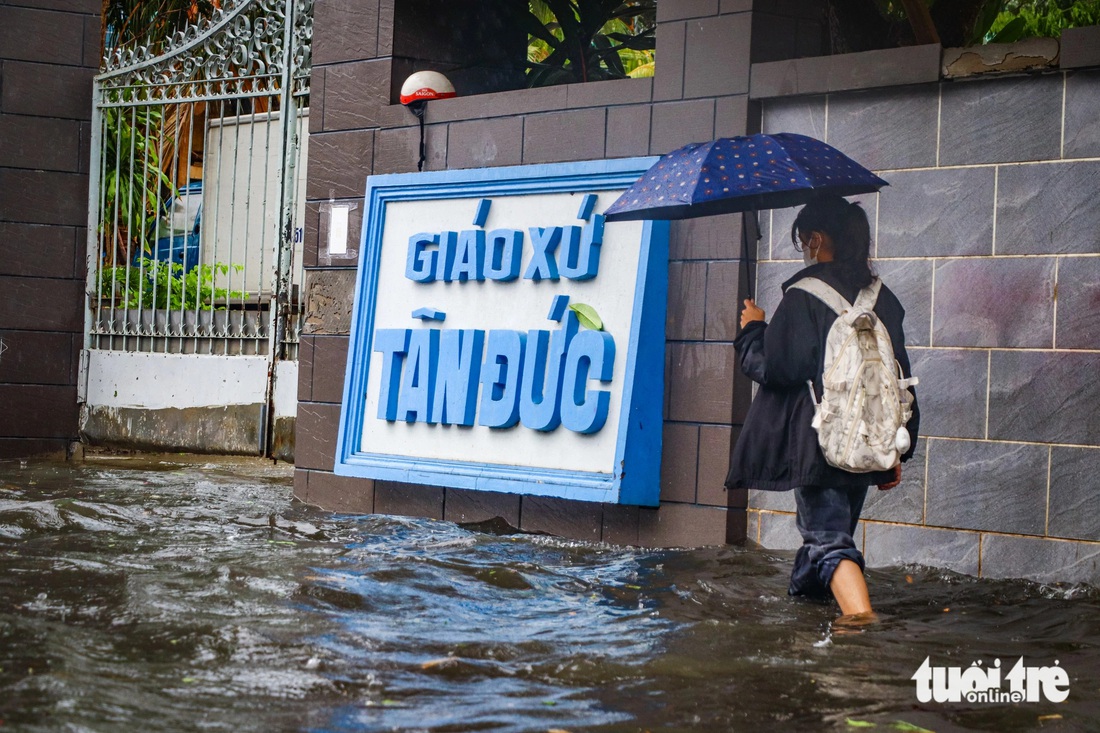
1,456,1097,732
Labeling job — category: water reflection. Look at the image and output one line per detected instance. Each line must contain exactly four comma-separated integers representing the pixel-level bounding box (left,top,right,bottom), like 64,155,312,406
1,456,1098,732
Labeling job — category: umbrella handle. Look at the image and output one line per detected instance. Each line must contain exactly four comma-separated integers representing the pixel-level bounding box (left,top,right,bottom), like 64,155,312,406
740,210,760,302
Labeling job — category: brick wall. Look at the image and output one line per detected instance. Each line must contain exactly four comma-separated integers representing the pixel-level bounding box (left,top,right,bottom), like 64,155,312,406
295,0,764,546
0,0,99,458
750,51,1100,584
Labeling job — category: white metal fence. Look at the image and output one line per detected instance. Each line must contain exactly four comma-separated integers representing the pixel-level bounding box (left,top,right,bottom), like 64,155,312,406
84,0,312,360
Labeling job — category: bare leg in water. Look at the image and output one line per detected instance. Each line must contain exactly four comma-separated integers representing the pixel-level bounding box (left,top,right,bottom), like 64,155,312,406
831,559,876,625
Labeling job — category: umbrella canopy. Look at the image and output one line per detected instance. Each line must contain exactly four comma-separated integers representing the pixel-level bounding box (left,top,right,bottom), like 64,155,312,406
603,133,888,222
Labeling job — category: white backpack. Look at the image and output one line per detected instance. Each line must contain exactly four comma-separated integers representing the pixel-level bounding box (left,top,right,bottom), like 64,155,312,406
787,277,919,473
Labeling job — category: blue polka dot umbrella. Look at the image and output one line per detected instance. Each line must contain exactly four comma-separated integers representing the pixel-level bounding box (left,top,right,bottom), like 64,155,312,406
603,132,888,221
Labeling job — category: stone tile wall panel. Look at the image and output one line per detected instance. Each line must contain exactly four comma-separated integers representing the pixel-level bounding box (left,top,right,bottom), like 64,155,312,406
658,0,719,22
874,259,932,347
0,276,82,332
827,86,938,171
446,117,524,169
305,130,375,200
444,488,521,528
932,257,1055,348
697,424,733,506
925,439,1048,535
1,61,94,119
714,95,748,138
667,342,735,423
669,213,741,261
0,223,78,279
0,5,87,65
1054,256,1100,350
760,95,826,139
683,14,751,98
301,470,375,513
520,495,603,542
704,260,741,341
1063,70,1100,158
877,167,995,258
321,60,392,131
522,108,606,165
310,336,351,405
294,402,341,470
299,2,1100,573
297,335,314,402
565,78,652,109
652,21,686,102
0,331,74,385
373,124,446,175
907,348,988,439
661,423,699,503
980,534,1100,584
650,99,715,155
0,385,78,437
374,481,444,520
862,438,927,524
606,105,653,159
666,261,708,340
1048,447,1100,541
637,502,727,547
863,523,980,576
757,510,802,550
988,351,1100,445
748,488,796,512
996,160,1100,255
312,0,379,65
0,169,88,227
939,75,1062,165
0,114,81,171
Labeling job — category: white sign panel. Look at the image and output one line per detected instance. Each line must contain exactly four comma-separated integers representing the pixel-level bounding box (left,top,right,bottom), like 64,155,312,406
335,159,669,506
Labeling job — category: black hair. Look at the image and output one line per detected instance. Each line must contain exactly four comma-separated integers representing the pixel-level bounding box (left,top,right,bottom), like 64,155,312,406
790,194,874,289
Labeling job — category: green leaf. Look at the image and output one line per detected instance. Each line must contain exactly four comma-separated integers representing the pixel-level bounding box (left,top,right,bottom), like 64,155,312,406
569,303,604,331
891,723,934,733
990,15,1027,43
845,720,876,728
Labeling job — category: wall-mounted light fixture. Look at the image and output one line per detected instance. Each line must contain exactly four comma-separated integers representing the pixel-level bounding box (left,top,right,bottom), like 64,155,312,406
400,71,456,172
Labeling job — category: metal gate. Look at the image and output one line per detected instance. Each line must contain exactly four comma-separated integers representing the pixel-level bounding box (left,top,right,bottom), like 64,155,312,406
80,0,312,457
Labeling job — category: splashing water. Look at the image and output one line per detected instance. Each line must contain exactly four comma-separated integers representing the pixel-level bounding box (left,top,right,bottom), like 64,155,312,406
1,456,1098,732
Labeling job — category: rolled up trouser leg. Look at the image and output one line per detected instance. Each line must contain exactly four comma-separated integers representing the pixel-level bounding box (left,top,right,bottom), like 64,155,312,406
789,485,868,598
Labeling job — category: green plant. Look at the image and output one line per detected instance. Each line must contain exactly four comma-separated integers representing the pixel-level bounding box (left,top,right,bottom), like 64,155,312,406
100,258,245,310
103,0,218,56
100,99,175,265
986,0,1100,42
525,0,655,87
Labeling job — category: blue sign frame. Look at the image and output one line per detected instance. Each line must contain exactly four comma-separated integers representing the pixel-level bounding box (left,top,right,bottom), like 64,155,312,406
334,158,669,506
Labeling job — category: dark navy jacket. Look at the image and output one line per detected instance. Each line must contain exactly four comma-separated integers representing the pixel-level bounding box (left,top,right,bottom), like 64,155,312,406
725,262,920,492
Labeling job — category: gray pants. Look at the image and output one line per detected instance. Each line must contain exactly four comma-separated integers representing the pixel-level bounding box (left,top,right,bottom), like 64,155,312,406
789,485,868,599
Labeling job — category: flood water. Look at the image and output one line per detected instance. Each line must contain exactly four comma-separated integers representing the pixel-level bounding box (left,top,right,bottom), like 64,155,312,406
1,456,1098,732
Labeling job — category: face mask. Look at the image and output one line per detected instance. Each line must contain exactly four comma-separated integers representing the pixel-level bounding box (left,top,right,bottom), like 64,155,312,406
803,246,817,267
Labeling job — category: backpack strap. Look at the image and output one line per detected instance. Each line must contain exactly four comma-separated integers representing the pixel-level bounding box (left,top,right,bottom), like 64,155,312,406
788,276,883,316
853,278,882,312
786,277,850,316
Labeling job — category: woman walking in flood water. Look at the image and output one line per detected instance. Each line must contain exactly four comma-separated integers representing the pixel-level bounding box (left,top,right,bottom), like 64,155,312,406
726,195,919,623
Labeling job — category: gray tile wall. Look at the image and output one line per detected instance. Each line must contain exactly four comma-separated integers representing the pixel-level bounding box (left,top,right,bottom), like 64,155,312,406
0,0,98,458
298,0,763,547
752,69,1100,585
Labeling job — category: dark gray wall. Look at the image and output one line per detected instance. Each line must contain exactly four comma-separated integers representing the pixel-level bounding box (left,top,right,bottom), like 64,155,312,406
299,0,1100,582
749,43,1100,585
0,0,98,458
296,0,761,546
